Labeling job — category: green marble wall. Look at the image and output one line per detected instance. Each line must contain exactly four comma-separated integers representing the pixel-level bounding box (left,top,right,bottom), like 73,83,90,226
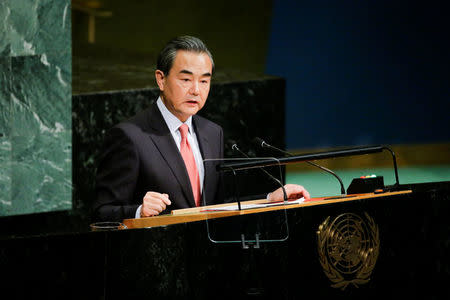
0,0,72,216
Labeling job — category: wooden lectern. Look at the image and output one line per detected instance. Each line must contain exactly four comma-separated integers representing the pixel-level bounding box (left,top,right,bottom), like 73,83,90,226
103,183,448,299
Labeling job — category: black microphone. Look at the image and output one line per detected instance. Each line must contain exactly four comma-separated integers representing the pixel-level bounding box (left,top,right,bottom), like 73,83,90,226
253,137,346,195
231,142,288,202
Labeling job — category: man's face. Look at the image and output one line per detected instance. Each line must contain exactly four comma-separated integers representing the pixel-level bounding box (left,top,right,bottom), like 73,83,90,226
155,50,213,122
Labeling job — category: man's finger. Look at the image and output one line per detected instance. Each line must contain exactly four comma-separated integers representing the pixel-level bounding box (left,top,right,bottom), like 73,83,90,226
142,206,160,217
144,192,171,205
161,193,171,205
146,201,166,212
284,184,310,200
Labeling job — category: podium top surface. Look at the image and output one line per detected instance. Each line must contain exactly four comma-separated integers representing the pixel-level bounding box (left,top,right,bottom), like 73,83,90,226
122,190,411,230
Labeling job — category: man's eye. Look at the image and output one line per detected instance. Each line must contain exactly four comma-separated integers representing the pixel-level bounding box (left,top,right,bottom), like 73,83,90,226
182,78,190,82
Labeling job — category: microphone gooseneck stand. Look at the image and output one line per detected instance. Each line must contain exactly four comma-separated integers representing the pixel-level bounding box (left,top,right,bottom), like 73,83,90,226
253,137,346,195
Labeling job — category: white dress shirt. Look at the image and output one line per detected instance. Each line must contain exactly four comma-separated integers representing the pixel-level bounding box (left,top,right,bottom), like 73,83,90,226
135,97,205,218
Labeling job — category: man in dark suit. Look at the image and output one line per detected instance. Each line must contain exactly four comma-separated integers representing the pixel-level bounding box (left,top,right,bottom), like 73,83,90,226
94,36,309,222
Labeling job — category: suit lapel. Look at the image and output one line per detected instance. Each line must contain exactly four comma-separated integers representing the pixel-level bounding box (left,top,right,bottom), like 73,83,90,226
145,104,196,207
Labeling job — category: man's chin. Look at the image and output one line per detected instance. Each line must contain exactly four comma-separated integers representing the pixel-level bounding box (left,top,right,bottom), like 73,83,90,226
182,106,201,115
177,108,200,121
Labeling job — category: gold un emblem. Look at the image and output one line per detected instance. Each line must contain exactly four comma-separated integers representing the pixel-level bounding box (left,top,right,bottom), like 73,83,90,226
317,212,379,290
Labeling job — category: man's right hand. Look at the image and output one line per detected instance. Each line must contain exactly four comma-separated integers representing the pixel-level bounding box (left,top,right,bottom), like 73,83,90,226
141,192,172,217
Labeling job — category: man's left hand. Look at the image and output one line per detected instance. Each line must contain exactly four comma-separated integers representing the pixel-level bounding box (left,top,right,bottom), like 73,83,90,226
268,184,310,202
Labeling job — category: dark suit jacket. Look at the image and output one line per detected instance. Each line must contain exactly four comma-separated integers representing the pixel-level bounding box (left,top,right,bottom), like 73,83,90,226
94,103,223,222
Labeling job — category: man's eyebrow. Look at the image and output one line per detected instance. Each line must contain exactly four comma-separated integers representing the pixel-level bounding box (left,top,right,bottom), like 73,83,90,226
179,69,193,75
179,69,212,77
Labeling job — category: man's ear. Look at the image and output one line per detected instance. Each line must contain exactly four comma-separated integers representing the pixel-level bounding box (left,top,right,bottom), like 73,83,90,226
155,70,165,91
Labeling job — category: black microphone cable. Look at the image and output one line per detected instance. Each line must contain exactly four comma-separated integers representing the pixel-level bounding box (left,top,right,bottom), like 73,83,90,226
253,137,346,195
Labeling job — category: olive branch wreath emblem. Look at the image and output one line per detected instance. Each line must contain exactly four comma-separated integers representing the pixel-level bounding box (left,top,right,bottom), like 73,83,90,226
317,212,379,290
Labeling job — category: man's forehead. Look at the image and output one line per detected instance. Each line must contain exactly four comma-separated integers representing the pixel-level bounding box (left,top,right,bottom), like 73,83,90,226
172,50,212,74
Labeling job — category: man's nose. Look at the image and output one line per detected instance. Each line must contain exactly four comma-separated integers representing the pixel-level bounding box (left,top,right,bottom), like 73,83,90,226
189,81,200,95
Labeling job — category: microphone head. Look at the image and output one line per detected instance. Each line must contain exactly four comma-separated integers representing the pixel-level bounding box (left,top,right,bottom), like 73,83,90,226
226,139,240,152
252,137,268,148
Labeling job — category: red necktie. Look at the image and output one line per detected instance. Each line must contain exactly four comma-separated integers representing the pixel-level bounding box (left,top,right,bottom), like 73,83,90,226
179,124,201,206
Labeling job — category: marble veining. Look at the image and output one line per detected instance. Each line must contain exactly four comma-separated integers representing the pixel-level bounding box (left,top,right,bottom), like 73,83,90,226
0,3,11,56
0,57,11,214
0,58,11,135
10,54,71,137
0,139,12,214
6,0,70,57
0,0,72,217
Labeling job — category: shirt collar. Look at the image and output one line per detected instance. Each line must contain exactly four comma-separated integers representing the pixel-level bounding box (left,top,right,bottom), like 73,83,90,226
156,96,193,134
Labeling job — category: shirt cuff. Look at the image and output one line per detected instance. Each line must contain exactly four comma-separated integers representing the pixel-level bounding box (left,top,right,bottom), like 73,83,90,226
135,205,142,219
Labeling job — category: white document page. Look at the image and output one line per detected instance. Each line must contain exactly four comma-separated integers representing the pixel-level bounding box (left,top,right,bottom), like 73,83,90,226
201,197,305,212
